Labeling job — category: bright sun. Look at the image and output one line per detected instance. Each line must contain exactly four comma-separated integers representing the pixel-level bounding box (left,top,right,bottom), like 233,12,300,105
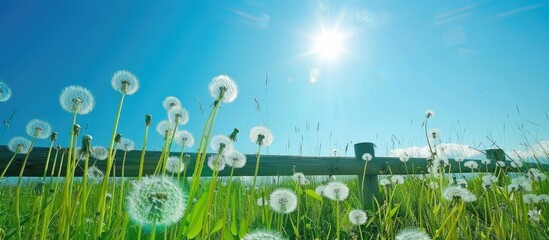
313,29,345,60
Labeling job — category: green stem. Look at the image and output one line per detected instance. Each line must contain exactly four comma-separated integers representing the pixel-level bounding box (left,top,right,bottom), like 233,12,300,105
138,125,150,180
0,150,20,181
95,92,126,237
15,137,37,240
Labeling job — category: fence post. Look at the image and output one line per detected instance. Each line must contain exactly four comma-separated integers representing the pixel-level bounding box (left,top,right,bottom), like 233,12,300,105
354,142,378,210
486,148,506,181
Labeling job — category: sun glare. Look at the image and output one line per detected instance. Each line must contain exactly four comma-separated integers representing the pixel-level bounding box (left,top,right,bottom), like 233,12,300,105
313,29,345,60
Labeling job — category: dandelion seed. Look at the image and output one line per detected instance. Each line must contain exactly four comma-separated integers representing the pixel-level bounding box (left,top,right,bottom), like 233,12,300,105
348,209,367,225
111,70,139,95
332,149,339,156
163,96,181,111
173,130,194,148
87,166,104,183
396,227,432,240
425,109,435,119
392,175,405,185
211,135,233,154
399,153,410,163
508,176,532,193
8,136,32,154
207,155,226,172
59,85,95,115
25,119,52,139
324,181,350,201
249,126,273,146
225,151,247,168
269,188,298,214
428,128,440,139
464,161,478,170
379,178,392,187
481,159,491,165
523,194,539,204
315,185,326,196
119,138,135,151
168,106,189,125
127,176,186,232
92,146,108,160
209,75,238,103
442,186,477,203
0,81,12,102
166,156,185,174
528,209,541,222
242,229,286,240
496,161,506,167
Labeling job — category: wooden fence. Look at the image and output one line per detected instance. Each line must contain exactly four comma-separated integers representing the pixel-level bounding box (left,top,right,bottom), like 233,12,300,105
1,142,547,209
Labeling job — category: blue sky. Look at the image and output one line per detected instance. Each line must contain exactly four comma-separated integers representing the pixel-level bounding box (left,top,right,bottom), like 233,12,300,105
1,0,548,159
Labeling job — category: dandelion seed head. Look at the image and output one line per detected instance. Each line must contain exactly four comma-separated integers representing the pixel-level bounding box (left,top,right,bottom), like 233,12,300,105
425,109,435,119
392,175,405,185
209,75,238,103
225,150,247,168
396,227,432,240
166,156,185,174
174,130,194,148
211,135,233,154
269,188,298,214
162,96,181,111
510,159,523,168
315,185,326,196
156,120,175,138
362,153,373,161
496,161,506,167
256,197,268,207
433,157,449,168
324,181,349,201
87,166,104,183
528,209,541,222
529,168,547,182
119,138,135,151
292,172,309,185
508,176,532,193
481,158,491,165
168,106,189,125
59,85,95,115
428,181,439,189
523,194,539,204
0,81,12,102
127,176,186,231
207,155,226,172
8,136,32,154
348,209,367,225
456,178,468,188
111,70,139,95
454,157,464,162
399,153,410,163
428,128,440,139
25,119,52,139
537,194,549,203
442,186,477,203
249,126,274,146
379,178,392,187
464,161,478,170
481,175,498,185
242,229,286,240
92,146,108,160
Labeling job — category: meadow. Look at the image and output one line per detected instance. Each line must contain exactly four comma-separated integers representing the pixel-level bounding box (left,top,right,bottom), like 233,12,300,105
0,73,548,240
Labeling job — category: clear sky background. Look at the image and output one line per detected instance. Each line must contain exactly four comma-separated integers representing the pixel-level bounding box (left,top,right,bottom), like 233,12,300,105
1,0,548,159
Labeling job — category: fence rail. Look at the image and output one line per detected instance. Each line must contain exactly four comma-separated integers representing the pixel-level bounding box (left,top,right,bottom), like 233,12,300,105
1,142,547,209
